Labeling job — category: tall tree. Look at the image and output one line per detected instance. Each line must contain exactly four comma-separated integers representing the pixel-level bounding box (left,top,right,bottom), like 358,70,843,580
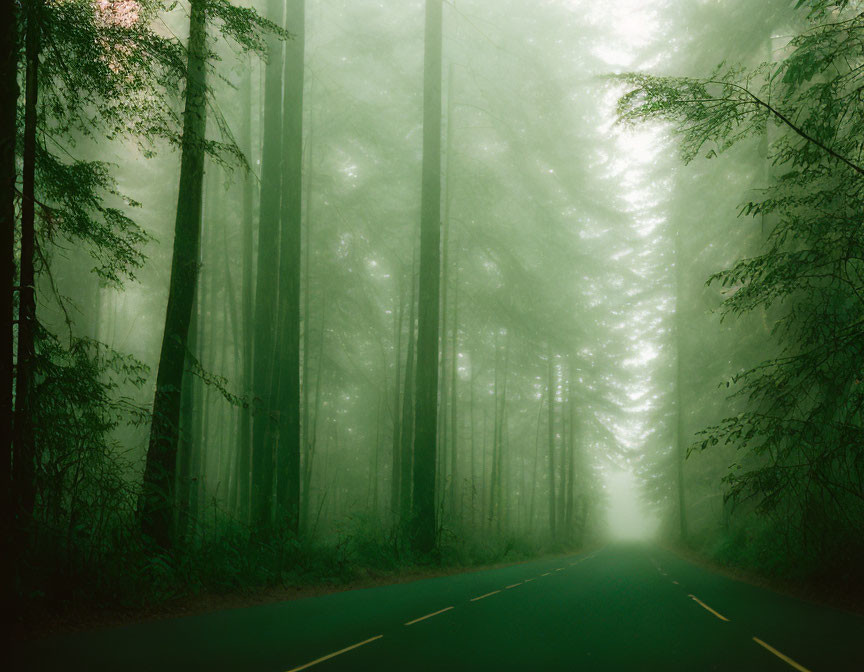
250,0,285,531
141,0,209,548
234,59,256,521
400,258,418,523
13,0,43,529
674,225,688,541
411,0,444,557
546,353,557,538
0,0,16,608
0,0,15,526
273,0,306,534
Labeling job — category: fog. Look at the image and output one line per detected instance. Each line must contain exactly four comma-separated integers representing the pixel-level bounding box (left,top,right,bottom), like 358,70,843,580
6,0,864,621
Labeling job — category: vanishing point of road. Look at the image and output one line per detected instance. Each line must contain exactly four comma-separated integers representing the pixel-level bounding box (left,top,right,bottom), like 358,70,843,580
16,544,864,671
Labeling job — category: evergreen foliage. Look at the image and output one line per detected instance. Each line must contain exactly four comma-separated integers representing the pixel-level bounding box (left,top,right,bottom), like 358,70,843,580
618,0,864,580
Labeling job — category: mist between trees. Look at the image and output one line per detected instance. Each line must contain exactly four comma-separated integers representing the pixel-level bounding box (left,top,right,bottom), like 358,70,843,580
3,0,863,617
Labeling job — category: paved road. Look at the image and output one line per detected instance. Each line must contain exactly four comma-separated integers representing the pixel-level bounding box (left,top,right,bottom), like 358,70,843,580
15,544,864,671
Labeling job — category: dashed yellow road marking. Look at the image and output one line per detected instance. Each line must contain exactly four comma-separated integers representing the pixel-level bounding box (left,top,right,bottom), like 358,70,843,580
672,580,679,585
470,590,500,602
752,637,812,672
285,635,383,672
688,594,729,622
524,578,535,582
505,582,522,589
555,568,564,572
404,606,454,626
541,572,551,577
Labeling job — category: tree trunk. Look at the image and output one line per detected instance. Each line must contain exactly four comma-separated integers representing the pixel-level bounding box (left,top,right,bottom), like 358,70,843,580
565,374,576,538
411,0,443,555
140,0,208,548
250,0,285,531
390,284,404,520
529,390,544,531
449,262,459,522
234,58,256,522
547,352,557,539
301,296,325,533
674,225,688,542
301,102,315,532
272,0,305,534
488,337,500,526
400,253,418,523
13,0,41,533
0,0,17,545
0,0,17,611
469,369,476,528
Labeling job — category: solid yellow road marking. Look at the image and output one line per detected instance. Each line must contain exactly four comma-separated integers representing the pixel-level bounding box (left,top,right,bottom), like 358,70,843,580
753,637,812,672
688,594,729,622
524,578,535,582
404,606,454,626
285,635,383,672
470,590,501,602
505,582,522,589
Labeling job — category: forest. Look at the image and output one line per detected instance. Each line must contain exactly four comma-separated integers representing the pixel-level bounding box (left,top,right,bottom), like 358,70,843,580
5,0,864,665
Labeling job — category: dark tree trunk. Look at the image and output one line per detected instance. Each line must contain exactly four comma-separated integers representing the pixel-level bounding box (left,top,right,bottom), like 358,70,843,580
301,297,325,533
0,0,17,612
300,107,315,532
13,0,40,529
488,338,500,526
448,264,459,521
400,254,418,523
390,285,404,520
674,226,688,542
250,0,285,531
547,353,557,539
234,60,255,521
0,0,16,543
140,0,208,548
272,0,305,534
411,0,443,555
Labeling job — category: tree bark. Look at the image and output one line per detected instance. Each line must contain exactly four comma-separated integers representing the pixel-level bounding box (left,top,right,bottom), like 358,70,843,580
390,284,404,520
13,0,41,534
272,0,305,534
0,0,17,542
400,252,418,524
140,0,208,547
250,0,285,531
674,225,688,541
547,352,557,539
234,58,256,522
0,0,17,615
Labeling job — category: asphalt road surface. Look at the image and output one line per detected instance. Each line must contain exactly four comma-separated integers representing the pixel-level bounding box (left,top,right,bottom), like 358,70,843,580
15,543,864,671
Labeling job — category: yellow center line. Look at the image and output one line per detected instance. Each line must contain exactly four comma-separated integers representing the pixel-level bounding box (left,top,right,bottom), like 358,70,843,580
672,580,679,585
555,568,564,572
470,590,501,602
688,594,730,622
404,606,454,626
752,637,813,672
541,572,551,577
285,635,383,672
505,582,522,589
524,578,535,582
